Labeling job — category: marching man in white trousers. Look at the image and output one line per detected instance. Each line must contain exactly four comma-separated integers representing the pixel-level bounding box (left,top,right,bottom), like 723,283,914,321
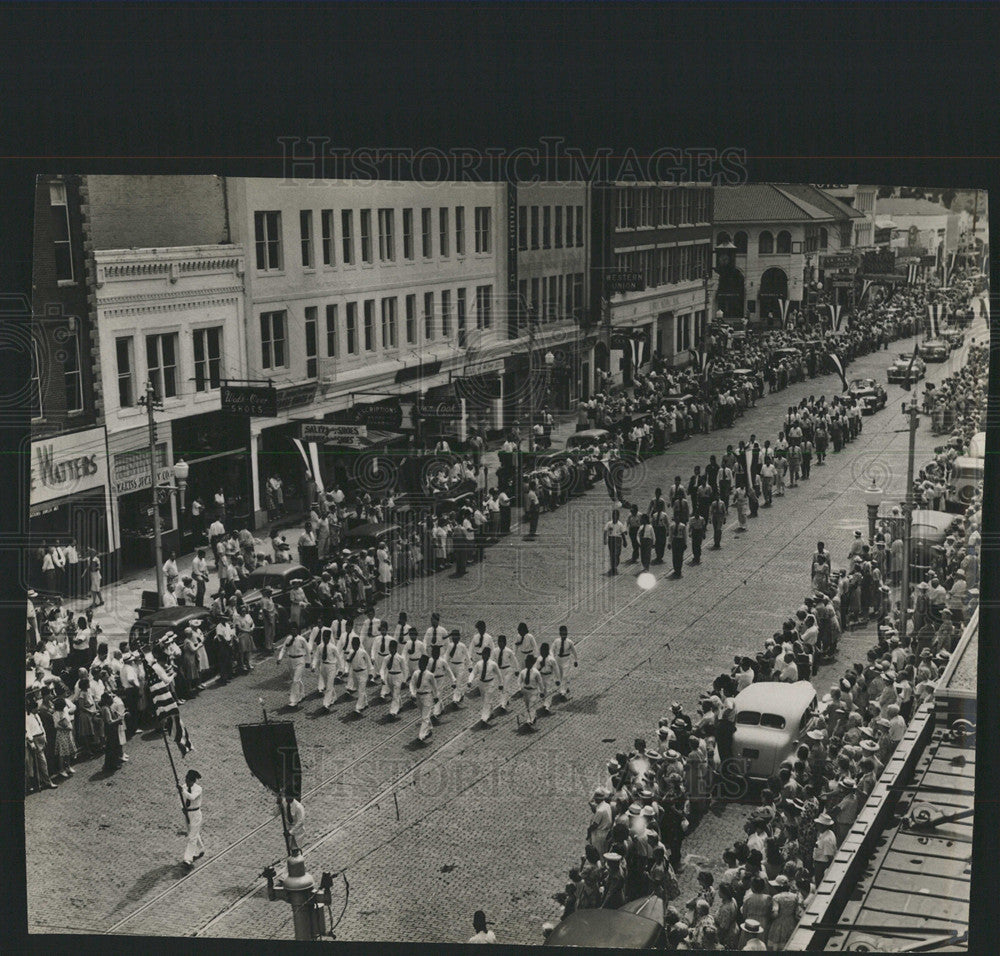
379,640,410,718
446,629,471,706
277,629,312,707
180,769,205,868
469,646,503,726
312,627,342,711
403,628,426,703
372,621,394,698
553,625,579,700
535,642,563,715
518,655,543,727
493,634,518,712
428,644,456,718
409,655,439,741
343,635,372,713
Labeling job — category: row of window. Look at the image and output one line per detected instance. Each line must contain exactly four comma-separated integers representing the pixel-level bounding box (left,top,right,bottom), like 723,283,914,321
517,204,585,251
716,229,831,255
613,243,712,289
616,187,711,231
115,327,223,407
516,273,585,323
29,327,83,420
255,206,493,272
260,284,496,373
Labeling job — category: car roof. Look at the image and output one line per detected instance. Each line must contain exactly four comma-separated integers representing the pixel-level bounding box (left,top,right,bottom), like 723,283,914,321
735,679,816,715
246,563,310,582
570,428,611,439
343,522,399,537
137,605,211,625
544,905,662,948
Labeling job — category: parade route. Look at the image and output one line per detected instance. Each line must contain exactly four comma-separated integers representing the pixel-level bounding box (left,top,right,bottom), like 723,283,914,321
25,318,986,943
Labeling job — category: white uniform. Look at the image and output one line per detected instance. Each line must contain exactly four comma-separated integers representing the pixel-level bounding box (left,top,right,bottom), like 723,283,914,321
428,656,456,716
554,635,579,698
379,650,410,716
331,621,352,677
469,658,503,723
518,666,543,725
424,624,449,651
372,632,394,697
344,646,372,712
284,796,305,847
513,631,537,663
404,640,426,698
446,640,472,703
535,653,562,712
312,632,342,710
181,782,204,864
278,633,311,706
493,645,518,710
358,616,382,657
409,669,439,740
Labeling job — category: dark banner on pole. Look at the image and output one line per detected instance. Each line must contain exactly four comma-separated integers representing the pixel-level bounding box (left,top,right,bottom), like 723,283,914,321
238,721,302,801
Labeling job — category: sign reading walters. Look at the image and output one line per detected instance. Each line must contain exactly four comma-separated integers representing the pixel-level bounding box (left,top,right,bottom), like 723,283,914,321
29,426,109,506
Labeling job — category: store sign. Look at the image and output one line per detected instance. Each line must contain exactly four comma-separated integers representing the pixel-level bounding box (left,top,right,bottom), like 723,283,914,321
352,400,403,431
112,443,171,496
221,385,278,417
606,271,645,293
276,382,318,413
507,182,518,298
831,278,855,288
29,426,108,507
299,422,368,445
464,358,505,377
819,253,859,271
896,256,921,266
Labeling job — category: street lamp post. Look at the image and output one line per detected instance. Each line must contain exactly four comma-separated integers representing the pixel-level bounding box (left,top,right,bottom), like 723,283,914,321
864,477,884,543
140,379,190,607
527,317,536,454
899,395,920,640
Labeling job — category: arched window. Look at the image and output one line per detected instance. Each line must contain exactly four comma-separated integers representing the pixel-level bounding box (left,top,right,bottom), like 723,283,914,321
733,231,748,253
758,231,774,254
776,230,791,254
819,227,828,250
716,231,731,246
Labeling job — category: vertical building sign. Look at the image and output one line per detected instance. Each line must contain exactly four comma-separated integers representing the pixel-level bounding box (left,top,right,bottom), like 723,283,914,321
506,181,519,337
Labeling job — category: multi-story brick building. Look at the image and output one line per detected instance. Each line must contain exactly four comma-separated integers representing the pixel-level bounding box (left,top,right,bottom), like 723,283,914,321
590,182,714,378
224,178,508,525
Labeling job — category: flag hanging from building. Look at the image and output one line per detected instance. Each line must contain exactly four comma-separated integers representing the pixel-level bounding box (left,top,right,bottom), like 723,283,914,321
777,297,791,329
942,250,956,286
859,279,873,304
906,262,919,285
145,658,193,756
689,348,712,378
629,334,647,373
827,351,848,391
927,303,944,338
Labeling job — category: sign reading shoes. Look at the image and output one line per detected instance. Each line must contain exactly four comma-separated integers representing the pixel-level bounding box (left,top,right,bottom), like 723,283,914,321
299,422,368,445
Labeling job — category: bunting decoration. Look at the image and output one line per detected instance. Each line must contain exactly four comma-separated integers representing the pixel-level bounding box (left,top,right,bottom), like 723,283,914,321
941,250,956,287
927,303,944,339
777,297,792,330
629,335,648,374
827,351,848,391
826,302,844,332
689,348,712,379
906,262,919,285
859,279,873,304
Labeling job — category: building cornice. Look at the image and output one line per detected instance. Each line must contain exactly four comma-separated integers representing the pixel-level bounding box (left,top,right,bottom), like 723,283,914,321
94,245,245,289
98,290,244,319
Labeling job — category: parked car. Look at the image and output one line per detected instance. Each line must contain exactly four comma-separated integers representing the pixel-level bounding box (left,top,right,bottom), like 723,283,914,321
732,680,818,780
241,562,320,630
968,431,986,459
945,456,985,513
887,352,926,384
918,339,950,363
940,328,965,350
340,521,400,554
544,894,665,949
129,605,214,653
910,509,960,579
565,428,613,453
847,377,888,414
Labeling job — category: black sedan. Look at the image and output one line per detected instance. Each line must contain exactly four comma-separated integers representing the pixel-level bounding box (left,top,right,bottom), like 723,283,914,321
241,562,321,630
847,378,888,414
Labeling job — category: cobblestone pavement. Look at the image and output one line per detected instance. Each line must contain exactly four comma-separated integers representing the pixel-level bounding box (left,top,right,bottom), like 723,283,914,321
26,319,987,942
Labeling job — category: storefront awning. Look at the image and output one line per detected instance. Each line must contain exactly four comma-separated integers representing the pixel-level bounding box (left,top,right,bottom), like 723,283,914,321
363,429,406,447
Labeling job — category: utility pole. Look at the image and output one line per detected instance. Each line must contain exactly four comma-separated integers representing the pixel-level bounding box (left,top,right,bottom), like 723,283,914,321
899,393,919,641
144,380,166,604
527,315,535,454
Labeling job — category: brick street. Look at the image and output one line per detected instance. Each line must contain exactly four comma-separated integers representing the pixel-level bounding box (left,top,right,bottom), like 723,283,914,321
25,320,986,943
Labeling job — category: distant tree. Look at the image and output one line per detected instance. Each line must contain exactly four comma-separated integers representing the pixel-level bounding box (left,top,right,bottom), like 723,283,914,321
941,189,957,209
877,185,896,199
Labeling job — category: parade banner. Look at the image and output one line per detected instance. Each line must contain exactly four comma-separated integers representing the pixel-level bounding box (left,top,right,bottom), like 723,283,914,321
777,297,791,329
239,721,302,801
